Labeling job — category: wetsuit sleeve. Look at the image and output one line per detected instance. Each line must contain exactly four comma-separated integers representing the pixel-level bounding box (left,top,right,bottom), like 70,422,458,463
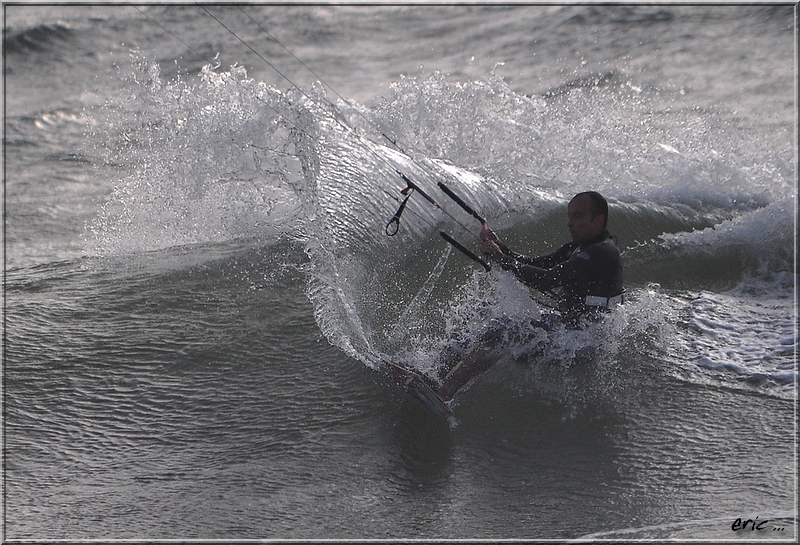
500,242,573,269
503,259,566,292
498,242,575,291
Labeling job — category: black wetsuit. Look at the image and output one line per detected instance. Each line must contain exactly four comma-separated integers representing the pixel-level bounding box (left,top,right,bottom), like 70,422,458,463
498,231,624,325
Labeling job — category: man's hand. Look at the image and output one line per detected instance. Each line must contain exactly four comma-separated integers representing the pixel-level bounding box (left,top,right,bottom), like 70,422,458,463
480,227,506,263
480,227,501,245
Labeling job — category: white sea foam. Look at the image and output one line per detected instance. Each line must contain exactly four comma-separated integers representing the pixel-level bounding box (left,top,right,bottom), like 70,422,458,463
83,43,795,405
86,54,314,257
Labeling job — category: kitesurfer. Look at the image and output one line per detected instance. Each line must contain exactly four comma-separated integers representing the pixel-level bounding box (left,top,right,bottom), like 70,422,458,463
436,191,624,401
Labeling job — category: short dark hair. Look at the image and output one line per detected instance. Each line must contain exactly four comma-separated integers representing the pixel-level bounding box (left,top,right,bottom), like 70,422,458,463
574,191,608,229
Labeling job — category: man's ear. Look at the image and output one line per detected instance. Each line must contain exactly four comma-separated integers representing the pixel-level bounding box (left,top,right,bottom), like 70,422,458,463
593,213,606,227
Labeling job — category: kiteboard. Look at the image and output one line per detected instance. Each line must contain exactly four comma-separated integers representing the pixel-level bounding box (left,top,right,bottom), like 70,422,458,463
377,353,453,420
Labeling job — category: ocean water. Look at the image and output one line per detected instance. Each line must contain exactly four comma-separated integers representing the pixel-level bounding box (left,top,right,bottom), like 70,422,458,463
3,4,797,540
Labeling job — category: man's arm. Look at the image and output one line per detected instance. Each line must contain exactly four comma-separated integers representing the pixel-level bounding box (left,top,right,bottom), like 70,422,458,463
501,258,565,292
482,228,572,268
480,228,573,290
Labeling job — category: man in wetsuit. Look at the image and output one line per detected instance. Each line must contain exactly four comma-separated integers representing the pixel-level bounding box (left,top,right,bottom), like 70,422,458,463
484,190,624,325
436,191,624,401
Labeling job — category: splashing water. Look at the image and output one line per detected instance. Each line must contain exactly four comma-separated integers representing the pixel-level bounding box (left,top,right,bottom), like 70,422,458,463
85,53,795,406
86,52,317,256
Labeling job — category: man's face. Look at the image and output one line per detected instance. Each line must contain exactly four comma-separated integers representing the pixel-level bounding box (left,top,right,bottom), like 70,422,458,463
567,194,605,244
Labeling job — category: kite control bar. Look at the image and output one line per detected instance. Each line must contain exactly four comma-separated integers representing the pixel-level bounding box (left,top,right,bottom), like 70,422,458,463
386,171,491,271
437,182,487,227
439,231,491,272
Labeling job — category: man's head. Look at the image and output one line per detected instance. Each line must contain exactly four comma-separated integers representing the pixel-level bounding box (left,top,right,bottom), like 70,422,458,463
567,191,608,244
